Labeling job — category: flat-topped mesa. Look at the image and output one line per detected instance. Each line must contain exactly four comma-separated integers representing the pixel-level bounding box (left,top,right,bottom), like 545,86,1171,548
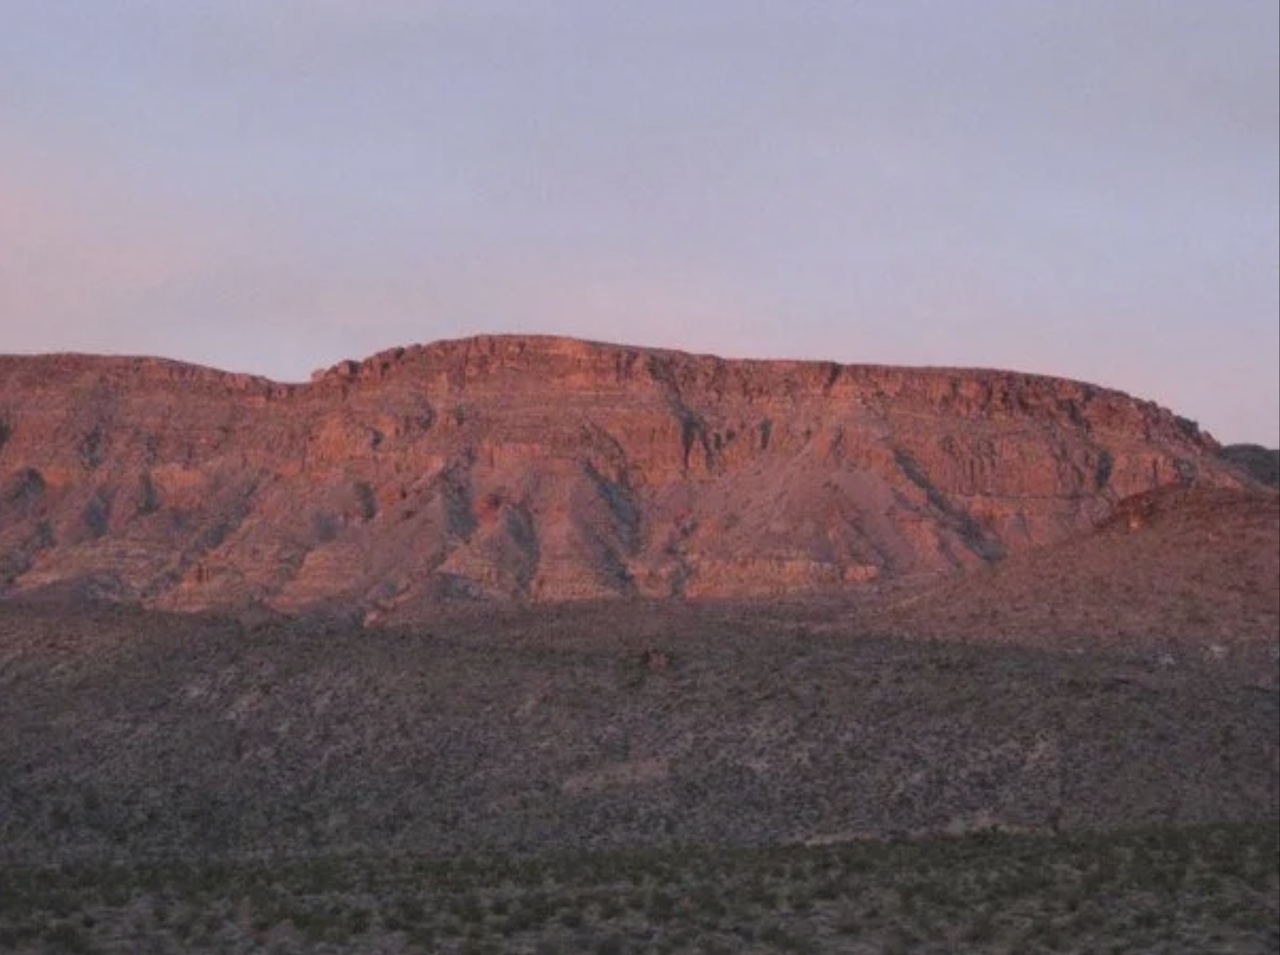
0,350,290,391
0,335,1241,614
308,335,1214,448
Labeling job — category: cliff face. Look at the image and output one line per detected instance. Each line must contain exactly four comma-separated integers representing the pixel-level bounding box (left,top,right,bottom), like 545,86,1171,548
0,335,1240,614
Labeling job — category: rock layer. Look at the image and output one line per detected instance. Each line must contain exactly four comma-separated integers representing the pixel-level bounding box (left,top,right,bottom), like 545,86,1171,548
0,335,1244,614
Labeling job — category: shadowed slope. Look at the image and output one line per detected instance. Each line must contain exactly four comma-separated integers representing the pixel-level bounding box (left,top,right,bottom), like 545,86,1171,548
0,599,1275,864
1220,443,1280,487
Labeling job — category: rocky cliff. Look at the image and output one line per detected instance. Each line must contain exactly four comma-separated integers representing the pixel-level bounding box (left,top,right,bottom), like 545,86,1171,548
0,335,1244,615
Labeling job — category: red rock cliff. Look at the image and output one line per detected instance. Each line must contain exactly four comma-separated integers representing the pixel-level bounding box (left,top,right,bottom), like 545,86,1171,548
0,335,1239,613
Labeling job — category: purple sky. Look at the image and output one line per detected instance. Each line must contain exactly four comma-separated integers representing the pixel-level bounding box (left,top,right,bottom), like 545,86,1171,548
2,1,1277,444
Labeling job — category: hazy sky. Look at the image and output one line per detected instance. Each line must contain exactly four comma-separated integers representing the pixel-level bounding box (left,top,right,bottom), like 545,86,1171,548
2,2,1277,443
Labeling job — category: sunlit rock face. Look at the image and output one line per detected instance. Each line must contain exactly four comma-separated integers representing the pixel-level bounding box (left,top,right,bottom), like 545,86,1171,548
0,334,1241,614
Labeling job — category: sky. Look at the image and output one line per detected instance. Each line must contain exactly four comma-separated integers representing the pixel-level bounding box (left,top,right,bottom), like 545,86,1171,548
1,1,1277,444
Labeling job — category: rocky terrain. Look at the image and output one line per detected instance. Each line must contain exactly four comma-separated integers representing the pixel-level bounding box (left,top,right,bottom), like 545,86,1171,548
1220,443,1280,487
2,335,1277,952
4,469,1278,866
865,484,1280,653
1,592,1276,953
2,594,1275,866
0,335,1253,616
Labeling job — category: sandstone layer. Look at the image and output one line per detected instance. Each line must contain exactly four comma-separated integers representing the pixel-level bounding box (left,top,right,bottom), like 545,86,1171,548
0,335,1248,615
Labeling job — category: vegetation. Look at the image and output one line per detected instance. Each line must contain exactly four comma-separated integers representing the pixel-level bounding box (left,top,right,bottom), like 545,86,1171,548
3,601,1275,864
1,600,1275,951
1,822,1275,954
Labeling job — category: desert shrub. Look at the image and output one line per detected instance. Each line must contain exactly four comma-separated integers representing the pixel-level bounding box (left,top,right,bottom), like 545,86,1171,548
40,921,93,954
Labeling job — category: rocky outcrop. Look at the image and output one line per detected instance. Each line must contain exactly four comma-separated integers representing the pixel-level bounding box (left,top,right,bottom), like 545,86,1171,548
866,485,1279,648
0,335,1242,614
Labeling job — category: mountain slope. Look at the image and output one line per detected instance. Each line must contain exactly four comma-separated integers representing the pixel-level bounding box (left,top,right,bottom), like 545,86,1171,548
1,599,1275,862
1220,443,1280,487
867,485,1280,650
0,335,1242,614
